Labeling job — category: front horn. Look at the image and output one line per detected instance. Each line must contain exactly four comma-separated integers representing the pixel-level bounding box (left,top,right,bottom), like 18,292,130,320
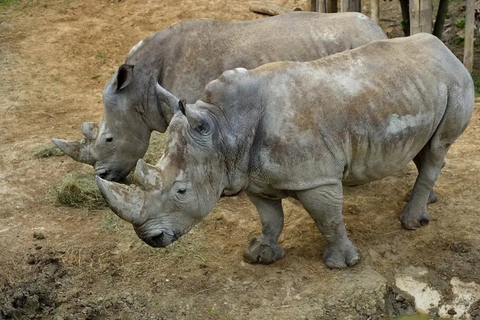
51,138,96,165
96,176,147,226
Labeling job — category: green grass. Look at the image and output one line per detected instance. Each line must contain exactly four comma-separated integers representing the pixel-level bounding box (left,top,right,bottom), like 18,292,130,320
0,0,17,7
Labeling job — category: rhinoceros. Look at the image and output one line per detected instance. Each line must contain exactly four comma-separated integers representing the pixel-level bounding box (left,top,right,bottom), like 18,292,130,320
96,33,474,268
52,12,386,181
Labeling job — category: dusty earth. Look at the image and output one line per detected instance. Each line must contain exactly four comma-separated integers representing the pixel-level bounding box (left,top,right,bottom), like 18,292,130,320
0,0,479,319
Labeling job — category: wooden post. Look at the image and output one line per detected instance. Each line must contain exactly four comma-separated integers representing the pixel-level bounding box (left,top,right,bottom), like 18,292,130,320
318,0,327,12
307,0,318,11
409,0,433,34
341,0,361,12
464,0,475,72
371,0,380,24
326,0,338,12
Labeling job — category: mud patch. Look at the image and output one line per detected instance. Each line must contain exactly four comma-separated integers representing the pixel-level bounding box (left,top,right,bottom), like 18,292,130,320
0,254,65,319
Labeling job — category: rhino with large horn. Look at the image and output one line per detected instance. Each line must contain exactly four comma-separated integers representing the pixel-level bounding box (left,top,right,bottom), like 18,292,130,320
97,34,474,269
52,12,387,181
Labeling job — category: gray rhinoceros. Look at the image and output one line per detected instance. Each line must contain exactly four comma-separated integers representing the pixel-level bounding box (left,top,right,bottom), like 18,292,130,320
96,33,474,269
52,12,386,181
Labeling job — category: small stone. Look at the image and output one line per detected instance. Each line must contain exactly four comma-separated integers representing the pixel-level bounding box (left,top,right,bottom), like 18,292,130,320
33,232,45,240
447,308,457,315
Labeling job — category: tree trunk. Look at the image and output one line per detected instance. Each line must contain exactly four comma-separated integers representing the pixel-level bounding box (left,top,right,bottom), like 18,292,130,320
371,0,380,24
409,0,433,35
433,0,449,39
326,0,338,12
399,0,410,36
341,0,361,12
464,0,475,72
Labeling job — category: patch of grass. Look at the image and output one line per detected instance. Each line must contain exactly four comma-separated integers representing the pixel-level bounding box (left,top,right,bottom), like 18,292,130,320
0,0,17,7
95,51,107,60
456,18,465,28
32,144,64,159
472,73,480,96
453,36,464,45
50,173,107,210
90,74,102,79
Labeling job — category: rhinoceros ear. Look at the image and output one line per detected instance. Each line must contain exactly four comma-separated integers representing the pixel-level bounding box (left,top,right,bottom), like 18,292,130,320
184,106,213,136
134,159,161,189
81,122,98,140
113,64,134,91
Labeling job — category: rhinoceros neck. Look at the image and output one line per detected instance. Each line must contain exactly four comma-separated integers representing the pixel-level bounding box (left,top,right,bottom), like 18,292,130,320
206,100,265,196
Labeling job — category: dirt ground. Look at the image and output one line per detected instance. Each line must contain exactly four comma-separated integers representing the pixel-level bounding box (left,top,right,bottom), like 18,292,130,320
0,0,479,319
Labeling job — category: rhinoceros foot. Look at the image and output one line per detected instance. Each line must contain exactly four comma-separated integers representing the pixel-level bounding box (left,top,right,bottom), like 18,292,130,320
400,205,431,230
243,235,285,265
323,239,360,269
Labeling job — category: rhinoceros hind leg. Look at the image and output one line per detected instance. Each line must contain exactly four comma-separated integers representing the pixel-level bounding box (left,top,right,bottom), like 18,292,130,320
409,157,445,204
296,182,360,269
244,192,285,265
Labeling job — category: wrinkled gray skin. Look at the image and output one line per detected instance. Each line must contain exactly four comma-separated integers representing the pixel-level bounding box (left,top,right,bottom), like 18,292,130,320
96,33,474,269
52,12,386,181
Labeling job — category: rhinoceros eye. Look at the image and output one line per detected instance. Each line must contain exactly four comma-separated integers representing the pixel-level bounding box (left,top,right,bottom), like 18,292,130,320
177,188,187,195
106,137,113,143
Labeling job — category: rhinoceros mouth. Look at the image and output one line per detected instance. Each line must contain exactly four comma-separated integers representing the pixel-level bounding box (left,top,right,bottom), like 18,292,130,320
95,168,129,182
141,231,180,248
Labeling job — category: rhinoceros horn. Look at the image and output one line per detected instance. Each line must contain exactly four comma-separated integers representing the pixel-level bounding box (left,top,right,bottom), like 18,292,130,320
134,159,161,189
51,138,96,165
96,176,146,226
81,122,98,140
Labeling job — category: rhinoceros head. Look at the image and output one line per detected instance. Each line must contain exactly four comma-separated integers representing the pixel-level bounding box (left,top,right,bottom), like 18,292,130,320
96,101,227,247
52,65,176,181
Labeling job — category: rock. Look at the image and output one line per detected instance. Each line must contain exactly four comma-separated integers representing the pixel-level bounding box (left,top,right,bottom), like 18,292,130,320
33,232,45,240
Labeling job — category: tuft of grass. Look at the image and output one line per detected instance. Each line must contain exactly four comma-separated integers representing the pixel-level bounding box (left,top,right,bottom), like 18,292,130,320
456,18,465,28
32,144,64,159
50,173,107,210
453,36,464,45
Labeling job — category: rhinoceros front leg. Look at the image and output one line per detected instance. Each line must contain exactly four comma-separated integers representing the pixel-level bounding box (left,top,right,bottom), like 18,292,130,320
243,192,286,265
296,182,359,269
